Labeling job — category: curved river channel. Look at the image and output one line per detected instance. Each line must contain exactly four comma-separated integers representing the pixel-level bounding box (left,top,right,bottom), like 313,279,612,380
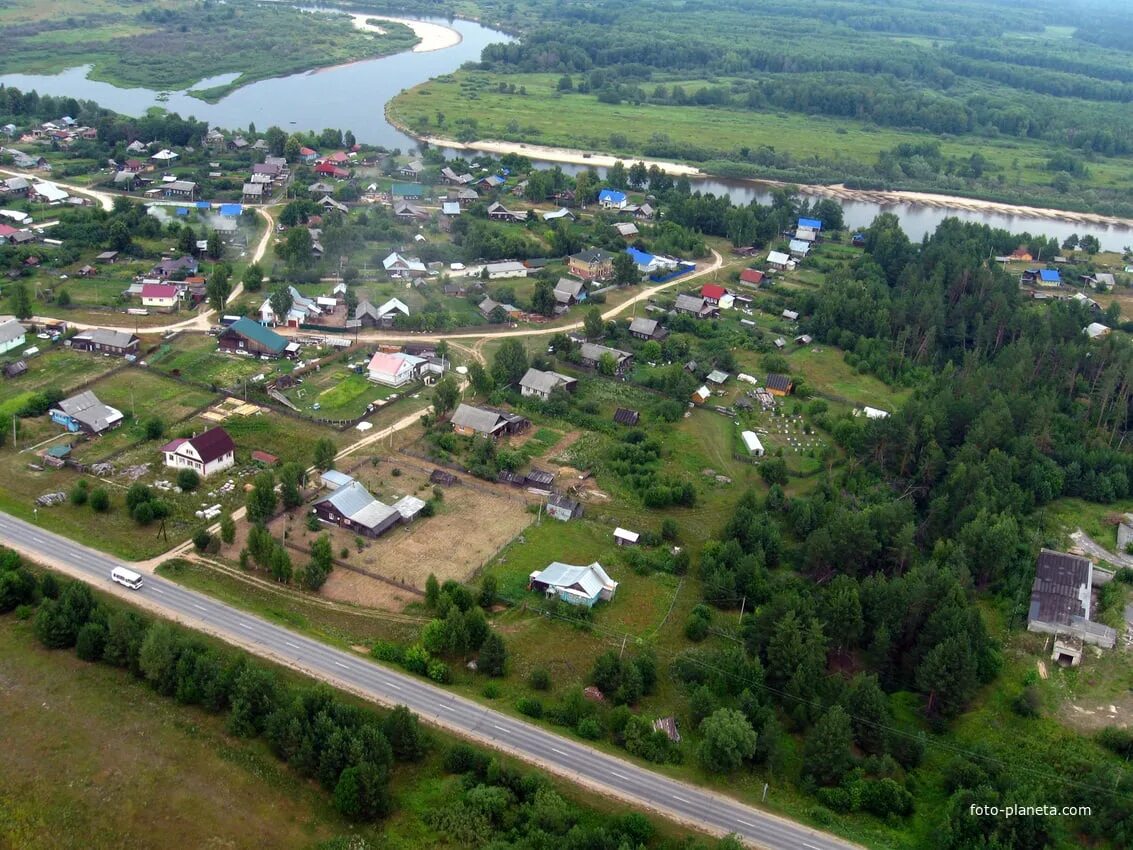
2,10,1129,250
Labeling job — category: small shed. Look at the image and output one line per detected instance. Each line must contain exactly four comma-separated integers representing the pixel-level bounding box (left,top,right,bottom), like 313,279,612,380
614,527,640,546
321,470,354,490
525,469,555,488
251,450,278,466
613,408,640,426
546,494,583,521
430,469,459,486
741,431,765,457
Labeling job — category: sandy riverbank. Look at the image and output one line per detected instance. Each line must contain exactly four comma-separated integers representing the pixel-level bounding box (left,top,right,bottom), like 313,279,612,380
419,135,704,177
403,130,1133,231
795,183,1133,230
350,13,462,52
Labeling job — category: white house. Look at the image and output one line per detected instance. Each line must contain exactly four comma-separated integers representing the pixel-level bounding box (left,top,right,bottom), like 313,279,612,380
767,250,791,269
382,252,427,279
151,148,178,162
160,427,235,477
484,260,528,279
31,182,68,203
598,189,628,209
862,406,890,420
140,283,179,311
260,286,321,326
529,561,618,607
741,430,765,457
376,297,410,323
0,317,26,355
366,351,420,387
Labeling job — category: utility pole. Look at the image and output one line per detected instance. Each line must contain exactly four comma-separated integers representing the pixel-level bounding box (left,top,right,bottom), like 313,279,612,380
739,595,746,623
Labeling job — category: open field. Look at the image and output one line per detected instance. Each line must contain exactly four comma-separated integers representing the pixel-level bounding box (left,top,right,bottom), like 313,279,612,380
392,71,1133,196
0,590,706,850
0,617,388,850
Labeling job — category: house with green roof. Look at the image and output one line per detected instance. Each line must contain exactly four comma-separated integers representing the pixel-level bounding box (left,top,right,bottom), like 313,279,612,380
217,317,292,359
391,183,425,200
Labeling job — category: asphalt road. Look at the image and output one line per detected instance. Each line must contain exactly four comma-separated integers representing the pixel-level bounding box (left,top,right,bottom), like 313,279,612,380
0,511,856,850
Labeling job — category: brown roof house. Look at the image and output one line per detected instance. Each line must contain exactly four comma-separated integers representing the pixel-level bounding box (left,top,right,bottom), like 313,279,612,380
70,328,139,357
160,427,236,478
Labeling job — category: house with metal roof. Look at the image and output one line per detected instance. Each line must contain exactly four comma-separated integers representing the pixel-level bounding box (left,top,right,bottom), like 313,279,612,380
383,252,428,279
49,390,123,434
529,561,617,607
789,239,811,257
798,217,823,231
767,250,791,269
312,479,402,538
451,403,529,438
579,342,633,374
519,368,577,400
484,260,528,279
1084,322,1111,340
70,328,139,357
160,427,235,477
1028,549,1116,660
673,293,717,319
628,317,666,341
554,277,587,307
367,351,421,387
598,189,628,209
0,317,26,355
218,317,289,358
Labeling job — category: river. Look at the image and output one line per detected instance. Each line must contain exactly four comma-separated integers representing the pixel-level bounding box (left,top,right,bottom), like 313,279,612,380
2,13,1130,251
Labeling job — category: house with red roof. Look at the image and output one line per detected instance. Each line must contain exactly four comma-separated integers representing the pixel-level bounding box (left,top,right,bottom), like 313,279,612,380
0,223,19,243
299,146,319,163
141,283,180,311
161,427,236,478
700,284,727,305
739,268,765,286
366,351,421,387
314,162,350,179
700,283,733,309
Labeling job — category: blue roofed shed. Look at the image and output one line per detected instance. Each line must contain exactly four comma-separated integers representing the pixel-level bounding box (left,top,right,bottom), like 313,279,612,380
798,217,823,230
219,203,243,216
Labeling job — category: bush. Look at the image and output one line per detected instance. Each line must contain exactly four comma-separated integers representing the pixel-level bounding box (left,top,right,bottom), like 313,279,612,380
1011,685,1042,718
482,682,500,699
89,487,110,512
70,482,89,505
576,716,603,740
193,530,213,551
177,468,200,492
516,697,544,718
528,667,552,691
428,659,452,683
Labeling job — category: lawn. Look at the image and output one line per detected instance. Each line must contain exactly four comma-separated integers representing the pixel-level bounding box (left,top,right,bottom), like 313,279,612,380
283,368,408,419
148,332,286,390
0,348,120,420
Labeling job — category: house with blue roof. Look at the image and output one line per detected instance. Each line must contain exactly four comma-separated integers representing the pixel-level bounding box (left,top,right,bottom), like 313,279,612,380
219,203,243,217
798,217,823,230
599,189,628,209
1039,269,1061,286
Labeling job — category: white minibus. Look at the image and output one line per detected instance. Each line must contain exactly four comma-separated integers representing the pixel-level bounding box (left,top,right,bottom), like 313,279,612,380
111,566,144,590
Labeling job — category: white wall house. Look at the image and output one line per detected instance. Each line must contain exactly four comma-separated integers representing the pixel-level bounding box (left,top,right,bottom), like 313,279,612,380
160,427,236,477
